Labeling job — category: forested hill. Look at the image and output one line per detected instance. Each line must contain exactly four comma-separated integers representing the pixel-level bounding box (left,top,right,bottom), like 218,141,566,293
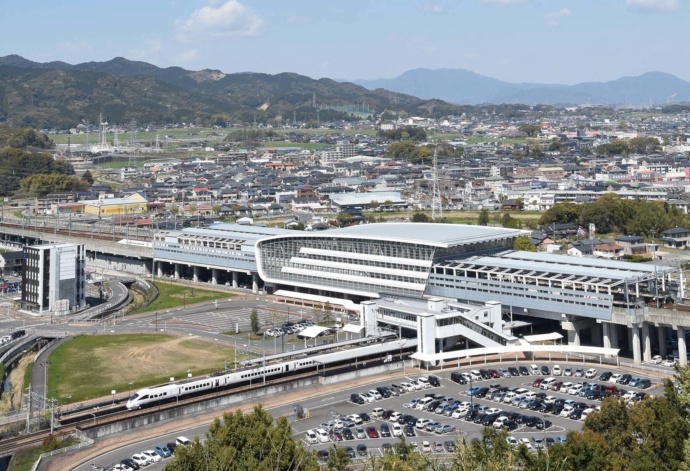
0,55,468,129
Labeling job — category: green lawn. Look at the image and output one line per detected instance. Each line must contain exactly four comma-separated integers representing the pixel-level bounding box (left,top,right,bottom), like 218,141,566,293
141,282,233,313
260,142,328,150
47,334,246,403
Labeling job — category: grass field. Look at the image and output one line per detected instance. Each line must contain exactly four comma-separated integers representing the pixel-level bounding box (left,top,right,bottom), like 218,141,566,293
49,127,221,145
141,282,233,313
259,141,328,150
47,334,246,403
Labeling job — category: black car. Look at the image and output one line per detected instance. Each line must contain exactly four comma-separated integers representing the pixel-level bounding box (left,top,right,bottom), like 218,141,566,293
444,440,457,452
599,371,613,381
357,444,368,456
473,413,488,424
121,459,140,470
482,413,501,426
519,366,530,375
465,409,480,421
380,423,391,437
541,365,550,375
479,369,492,380
399,414,414,425
377,387,392,398
508,367,520,377
317,450,330,462
515,415,530,425
618,374,632,385
522,416,539,427
551,404,564,415
501,420,518,431
345,447,356,459
451,372,468,385
166,442,177,455
475,387,490,398
535,418,552,430
403,425,416,437
638,379,652,389
382,443,393,454
350,394,365,405
342,428,354,440
504,411,520,420
428,375,441,387
426,400,441,411
382,409,395,420
359,413,370,422
586,390,601,400
528,400,544,411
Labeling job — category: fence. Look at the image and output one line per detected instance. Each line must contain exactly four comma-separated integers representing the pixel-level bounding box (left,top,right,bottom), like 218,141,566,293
30,432,95,471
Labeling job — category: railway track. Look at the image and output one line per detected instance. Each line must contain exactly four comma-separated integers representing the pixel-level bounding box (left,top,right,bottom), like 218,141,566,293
0,221,151,243
0,426,76,456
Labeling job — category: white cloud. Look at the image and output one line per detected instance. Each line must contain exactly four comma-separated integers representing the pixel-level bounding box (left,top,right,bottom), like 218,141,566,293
176,0,264,39
480,0,527,4
176,49,200,63
129,39,164,60
545,8,571,26
627,0,680,12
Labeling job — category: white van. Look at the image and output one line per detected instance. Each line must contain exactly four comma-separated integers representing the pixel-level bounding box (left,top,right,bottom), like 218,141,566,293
470,370,482,381
503,391,519,403
305,429,318,444
416,397,434,410
316,428,330,443
540,377,556,390
176,436,190,446
372,407,385,418
417,377,430,389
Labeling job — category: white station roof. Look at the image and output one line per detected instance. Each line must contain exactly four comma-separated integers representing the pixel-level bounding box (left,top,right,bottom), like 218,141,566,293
522,332,564,343
299,325,331,338
342,323,365,334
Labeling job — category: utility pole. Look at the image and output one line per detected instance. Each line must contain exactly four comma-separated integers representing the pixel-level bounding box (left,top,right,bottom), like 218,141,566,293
26,384,31,433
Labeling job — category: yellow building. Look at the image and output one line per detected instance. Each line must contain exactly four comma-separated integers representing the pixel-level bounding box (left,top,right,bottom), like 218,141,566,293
83,193,149,217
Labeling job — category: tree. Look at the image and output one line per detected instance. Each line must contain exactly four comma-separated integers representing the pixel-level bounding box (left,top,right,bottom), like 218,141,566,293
335,212,353,227
539,202,582,226
212,204,222,215
548,139,564,152
477,208,490,226
322,302,333,323
166,405,319,471
514,235,536,251
369,200,379,210
20,173,88,196
250,308,260,335
518,124,541,137
80,170,94,185
411,212,429,222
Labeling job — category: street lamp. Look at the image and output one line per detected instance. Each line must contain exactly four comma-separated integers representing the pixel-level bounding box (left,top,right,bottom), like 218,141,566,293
111,390,116,405
128,383,133,397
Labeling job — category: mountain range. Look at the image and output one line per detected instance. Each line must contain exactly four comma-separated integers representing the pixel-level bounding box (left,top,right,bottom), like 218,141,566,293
353,68,690,106
0,55,465,129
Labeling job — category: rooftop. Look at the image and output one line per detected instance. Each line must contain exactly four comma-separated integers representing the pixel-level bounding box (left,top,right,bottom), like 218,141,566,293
325,223,529,248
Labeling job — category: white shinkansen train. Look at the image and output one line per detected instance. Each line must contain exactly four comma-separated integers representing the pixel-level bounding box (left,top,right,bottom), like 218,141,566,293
126,338,415,410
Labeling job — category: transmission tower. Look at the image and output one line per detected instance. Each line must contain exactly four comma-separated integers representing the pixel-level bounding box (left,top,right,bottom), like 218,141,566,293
113,125,120,148
431,149,443,221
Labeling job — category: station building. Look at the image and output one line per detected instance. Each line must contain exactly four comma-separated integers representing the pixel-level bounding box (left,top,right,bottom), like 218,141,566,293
154,222,686,365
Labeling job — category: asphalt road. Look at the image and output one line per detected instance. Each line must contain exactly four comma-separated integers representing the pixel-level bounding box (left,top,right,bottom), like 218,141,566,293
72,361,667,470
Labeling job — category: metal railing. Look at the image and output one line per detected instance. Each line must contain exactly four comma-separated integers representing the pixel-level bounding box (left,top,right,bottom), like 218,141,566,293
30,433,94,471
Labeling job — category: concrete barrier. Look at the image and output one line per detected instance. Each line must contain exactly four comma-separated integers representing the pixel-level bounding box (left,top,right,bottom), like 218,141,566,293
80,361,405,439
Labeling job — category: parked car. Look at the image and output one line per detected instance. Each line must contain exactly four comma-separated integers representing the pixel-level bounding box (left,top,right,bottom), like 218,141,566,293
552,365,562,376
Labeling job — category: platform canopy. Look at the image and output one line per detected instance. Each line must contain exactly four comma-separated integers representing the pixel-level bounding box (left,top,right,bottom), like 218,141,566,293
298,325,331,339
522,332,563,343
342,323,364,334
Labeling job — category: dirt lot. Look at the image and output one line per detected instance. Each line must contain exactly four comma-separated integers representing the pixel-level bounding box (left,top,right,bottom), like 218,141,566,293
48,334,242,403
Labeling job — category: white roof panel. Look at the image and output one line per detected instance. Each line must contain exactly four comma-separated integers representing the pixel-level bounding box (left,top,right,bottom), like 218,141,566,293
299,325,331,338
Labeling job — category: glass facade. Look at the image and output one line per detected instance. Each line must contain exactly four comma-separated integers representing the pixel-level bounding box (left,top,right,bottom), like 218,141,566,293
258,236,436,297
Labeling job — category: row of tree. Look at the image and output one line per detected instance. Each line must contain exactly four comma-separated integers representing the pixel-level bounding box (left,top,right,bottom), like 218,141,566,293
596,136,661,155
538,194,688,237
165,366,690,470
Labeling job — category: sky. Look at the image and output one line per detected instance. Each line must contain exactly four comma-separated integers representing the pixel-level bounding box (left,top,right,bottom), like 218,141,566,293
1,0,689,84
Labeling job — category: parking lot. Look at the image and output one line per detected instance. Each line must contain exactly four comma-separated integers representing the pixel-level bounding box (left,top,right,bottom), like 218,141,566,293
294,362,666,462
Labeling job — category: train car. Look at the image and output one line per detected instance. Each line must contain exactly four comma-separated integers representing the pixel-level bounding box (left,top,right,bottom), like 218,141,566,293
126,338,415,410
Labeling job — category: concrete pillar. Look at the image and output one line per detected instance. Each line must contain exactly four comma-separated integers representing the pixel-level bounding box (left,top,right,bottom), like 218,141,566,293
157,262,163,278
658,326,667,358
211,269,218,285
567,329,580,346
632,325,642,364
232,271,238,289
642,323,652,363
678,327,687,366
602,323,612,357
608,323,619,350
174,264,180,280
252,273,259,293
193,266,199,283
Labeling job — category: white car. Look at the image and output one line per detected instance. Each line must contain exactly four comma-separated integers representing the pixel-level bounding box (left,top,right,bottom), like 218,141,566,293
493,416,510,428
563,367,573,377
529,364,540,375
416,418,432,430
368,390,383,400
663,359,677,367
650,355,663,364
142,450,162,463
399,382,415,392
112,465,134,471
485,407,502,415
131,454,150,466
552,365,562,376
585,368,598,379
409,380,423,390
519,438,533,449
347,414,363,425
316,428,330,443
361,392,376,403
567,384,583,395
506,436,519,447
417,377,431,388
305,429,318,444
392,424,404,437
609,374,623,383
355,427,366,439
